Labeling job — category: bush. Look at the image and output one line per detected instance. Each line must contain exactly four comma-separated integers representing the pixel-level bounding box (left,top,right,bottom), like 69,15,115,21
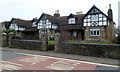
2,29,16,35
117,34,120,44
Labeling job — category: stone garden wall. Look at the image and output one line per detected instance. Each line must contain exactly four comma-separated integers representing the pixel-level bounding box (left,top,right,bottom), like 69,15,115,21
56,42,120,59
9,34,48,51
10,39,44,50
2,33,120,60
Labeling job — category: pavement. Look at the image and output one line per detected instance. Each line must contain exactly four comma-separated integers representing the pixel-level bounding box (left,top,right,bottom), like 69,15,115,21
0,47,119,66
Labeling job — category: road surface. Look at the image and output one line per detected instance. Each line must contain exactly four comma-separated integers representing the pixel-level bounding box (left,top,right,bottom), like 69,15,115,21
0,50,119,71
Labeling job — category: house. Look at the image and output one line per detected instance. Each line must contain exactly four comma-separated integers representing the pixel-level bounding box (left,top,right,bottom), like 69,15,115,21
8,18,32,36
8,4,116,42
8,18,39,40
35,4,116,42
58,4,115,42
82,4,116,42
36,12,59,40
1,21,10,29
22,17,39,40
58,13,85,40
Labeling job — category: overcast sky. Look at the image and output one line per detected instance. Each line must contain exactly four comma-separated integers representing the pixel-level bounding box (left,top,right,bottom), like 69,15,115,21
0,0,119,27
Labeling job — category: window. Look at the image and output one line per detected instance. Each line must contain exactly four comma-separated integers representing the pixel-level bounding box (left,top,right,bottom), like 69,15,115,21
91,15,98,21
41,30,47,34
32,22,37,27
90,29,100,36
72,31,77,36
68,18,75,24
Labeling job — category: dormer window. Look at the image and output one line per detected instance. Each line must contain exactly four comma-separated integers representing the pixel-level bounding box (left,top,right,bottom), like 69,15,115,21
68,18,75,24
32,22,37,27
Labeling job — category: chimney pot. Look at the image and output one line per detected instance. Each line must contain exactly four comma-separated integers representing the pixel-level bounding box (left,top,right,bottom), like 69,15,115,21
55,10,59,14
76,11,82,15
109,4,111,9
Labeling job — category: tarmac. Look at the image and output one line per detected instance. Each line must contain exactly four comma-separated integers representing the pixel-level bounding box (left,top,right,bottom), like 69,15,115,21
0,47,119,66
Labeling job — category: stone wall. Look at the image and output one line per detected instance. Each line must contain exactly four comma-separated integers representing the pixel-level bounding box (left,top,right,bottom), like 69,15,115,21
57,42,120,59
85,26,106,42
10,39,43,50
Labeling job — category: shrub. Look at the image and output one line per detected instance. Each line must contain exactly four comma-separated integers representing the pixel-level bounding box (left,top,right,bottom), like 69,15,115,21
2,29,16,35
117,33,120,44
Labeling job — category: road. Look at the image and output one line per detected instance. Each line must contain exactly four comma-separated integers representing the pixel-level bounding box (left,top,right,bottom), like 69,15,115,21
0,50,119,71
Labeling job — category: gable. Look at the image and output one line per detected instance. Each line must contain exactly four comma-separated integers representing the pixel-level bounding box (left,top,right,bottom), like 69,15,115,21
9,20,18,30
9,18,32,31
67,13,75,19
83,5,109,27
83,5,108,19
36,13,58,24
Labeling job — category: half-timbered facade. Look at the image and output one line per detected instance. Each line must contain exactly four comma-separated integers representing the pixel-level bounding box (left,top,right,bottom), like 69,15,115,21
7,4,115,42
36,13,58,40
82,5,115,42
9,18,32,36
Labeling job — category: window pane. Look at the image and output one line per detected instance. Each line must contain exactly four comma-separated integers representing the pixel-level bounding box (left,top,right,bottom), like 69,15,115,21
94,31,96,35
97,31,99,35
99,22,102,26
73,31,77,36
91,15,98,21
99,14,102,18
99,18,102,21
91,31,93,36
68,18,75,24
103,21,107,25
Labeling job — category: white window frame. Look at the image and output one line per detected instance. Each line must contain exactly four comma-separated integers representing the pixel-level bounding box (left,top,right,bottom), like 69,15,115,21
90,29,100,36
68,18,75,24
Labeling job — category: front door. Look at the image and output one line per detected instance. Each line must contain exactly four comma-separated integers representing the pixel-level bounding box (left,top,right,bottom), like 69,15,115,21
70,30,78,40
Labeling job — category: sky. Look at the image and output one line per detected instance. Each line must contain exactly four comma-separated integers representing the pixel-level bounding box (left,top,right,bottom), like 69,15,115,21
0,0,119,27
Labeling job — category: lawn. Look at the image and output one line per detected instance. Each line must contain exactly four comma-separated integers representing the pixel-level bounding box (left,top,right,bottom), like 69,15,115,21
48,40,55,44
81,41,113,44
66,40,113,44
48,40,114,44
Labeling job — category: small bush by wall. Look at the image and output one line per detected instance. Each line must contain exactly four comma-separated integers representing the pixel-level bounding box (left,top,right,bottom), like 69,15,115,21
48,44,54,50
117,34,120,44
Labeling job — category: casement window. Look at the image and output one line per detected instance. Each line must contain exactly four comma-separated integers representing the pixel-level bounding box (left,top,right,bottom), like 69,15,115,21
90,29,100,36
68,18,75,24
41,30,47,34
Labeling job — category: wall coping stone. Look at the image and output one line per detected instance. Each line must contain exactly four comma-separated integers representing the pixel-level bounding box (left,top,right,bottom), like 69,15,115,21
13,39,42,42
60,42,120,46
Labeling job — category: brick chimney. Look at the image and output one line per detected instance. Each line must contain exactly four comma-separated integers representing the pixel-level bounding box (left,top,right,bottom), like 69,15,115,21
108,4,113,20
54,10,60,17
76,11,83,15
